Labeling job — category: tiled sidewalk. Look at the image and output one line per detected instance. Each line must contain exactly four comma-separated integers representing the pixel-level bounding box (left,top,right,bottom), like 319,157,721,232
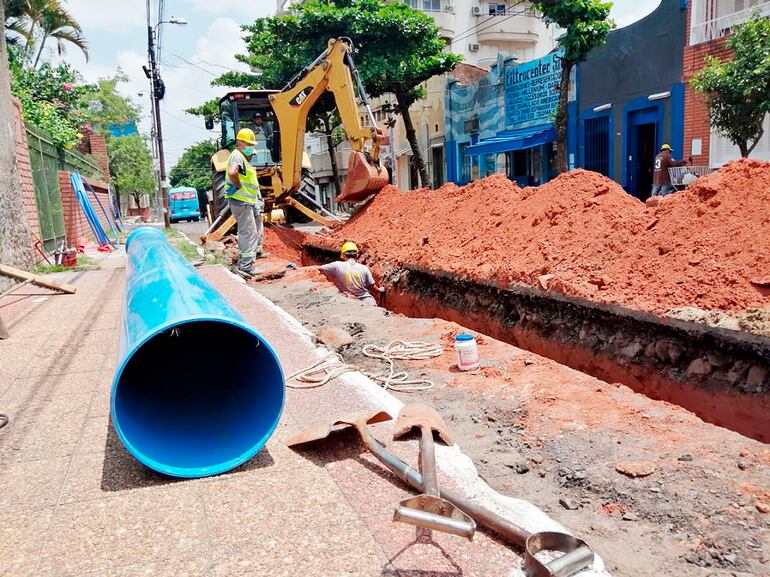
0,257,605,577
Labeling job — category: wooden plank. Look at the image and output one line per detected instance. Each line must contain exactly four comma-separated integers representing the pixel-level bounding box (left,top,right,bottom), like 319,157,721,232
203,215,236,242
0,280,32,299
0,264,77,294
283,197,334,227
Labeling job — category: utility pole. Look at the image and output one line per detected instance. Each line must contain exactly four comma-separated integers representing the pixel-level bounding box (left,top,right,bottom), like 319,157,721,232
144,2,186,228
146,23,170,227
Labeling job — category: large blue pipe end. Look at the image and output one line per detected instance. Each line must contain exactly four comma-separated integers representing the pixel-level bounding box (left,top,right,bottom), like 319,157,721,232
113,227,285,478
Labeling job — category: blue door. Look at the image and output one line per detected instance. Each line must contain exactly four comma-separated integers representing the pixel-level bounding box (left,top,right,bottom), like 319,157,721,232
626,107,658,199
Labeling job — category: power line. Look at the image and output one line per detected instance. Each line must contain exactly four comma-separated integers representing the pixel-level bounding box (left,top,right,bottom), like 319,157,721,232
451,3,535,46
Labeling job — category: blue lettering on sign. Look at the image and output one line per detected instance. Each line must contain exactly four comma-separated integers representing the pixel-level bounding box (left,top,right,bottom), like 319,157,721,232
505,51,564,128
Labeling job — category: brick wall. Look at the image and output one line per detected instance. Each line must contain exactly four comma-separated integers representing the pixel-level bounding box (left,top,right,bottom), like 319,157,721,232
682,5,732,165
59,172,112,245
12,98,41,255
79,133,110,183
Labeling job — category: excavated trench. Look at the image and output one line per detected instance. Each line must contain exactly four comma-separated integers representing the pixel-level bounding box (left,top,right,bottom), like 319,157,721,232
304,244,770,443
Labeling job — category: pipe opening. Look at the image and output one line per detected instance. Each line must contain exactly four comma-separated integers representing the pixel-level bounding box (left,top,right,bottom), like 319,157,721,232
113,320,284,477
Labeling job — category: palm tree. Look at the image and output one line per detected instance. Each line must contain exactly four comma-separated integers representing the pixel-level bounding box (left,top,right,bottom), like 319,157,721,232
31,1,87,66
3,0,31,48
2,0,87,65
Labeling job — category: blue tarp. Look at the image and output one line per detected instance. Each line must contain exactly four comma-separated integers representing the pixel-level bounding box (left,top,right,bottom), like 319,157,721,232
464,124,556,156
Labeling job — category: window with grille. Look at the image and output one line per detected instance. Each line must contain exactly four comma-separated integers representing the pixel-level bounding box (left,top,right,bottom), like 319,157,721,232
489,3,506,15
584,116,610,177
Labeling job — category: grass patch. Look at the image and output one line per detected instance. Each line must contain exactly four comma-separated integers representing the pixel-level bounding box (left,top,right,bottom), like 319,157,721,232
34,254,99,274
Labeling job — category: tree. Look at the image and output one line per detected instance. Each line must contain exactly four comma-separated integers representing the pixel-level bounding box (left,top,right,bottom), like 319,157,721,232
10,59,93,148
0,0,35,281
691,14,770,158
3,0,87,66
194,0,461,189
31,0,87,67
79,71,140,134
533,0,613,173
108,134,155,209
169,140,218,194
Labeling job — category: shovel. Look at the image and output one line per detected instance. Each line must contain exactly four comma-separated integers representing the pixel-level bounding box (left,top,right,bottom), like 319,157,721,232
392,403,475,540
287,409,595,577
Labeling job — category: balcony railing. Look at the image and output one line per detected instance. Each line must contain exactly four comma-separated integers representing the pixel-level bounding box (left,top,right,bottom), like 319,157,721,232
690,2,770,45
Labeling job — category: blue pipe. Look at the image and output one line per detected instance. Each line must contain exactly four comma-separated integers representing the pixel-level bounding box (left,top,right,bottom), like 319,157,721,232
112,227,285,478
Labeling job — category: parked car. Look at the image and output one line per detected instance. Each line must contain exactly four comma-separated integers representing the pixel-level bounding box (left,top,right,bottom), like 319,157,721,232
168,186,201,223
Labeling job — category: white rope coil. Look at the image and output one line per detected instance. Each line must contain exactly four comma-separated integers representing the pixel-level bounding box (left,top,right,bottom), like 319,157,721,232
287,340,443,392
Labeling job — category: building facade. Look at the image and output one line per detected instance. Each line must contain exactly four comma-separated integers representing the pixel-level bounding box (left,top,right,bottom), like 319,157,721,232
577,0,687,198
683,0,770,167
445,50,568,186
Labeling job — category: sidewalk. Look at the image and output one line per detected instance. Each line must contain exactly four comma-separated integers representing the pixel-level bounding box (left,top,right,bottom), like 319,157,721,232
0,251,607,577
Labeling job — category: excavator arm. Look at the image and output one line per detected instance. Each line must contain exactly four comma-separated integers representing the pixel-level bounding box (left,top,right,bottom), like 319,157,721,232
269,38,388,204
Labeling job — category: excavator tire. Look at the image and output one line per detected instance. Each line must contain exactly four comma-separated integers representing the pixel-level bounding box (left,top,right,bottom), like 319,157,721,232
284,168,315,224
211,170,228,221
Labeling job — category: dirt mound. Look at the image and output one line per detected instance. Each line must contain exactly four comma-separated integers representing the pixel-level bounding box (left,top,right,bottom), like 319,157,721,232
263,226,305,263
312,159,770,315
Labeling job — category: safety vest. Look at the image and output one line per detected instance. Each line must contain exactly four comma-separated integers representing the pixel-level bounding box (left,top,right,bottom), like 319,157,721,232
224,149,260,204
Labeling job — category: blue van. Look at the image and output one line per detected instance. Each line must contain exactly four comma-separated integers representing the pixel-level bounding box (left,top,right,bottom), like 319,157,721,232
169,186,201,223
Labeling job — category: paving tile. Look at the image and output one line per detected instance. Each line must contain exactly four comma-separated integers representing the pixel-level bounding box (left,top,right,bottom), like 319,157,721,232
0,457,70,513
70,559,215,577
87,388,111,417
74,416,111,454
37,485,209,577
201,463,385,574
0,508,53,576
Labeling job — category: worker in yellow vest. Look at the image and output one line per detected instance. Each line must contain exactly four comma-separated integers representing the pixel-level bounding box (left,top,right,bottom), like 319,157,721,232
226,128,269,278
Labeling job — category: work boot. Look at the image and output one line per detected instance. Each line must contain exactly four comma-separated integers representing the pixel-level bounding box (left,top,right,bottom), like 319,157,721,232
235,267,255,280
255,251,271,259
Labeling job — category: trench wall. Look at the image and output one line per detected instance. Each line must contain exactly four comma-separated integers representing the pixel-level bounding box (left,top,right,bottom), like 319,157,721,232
304,245,770,442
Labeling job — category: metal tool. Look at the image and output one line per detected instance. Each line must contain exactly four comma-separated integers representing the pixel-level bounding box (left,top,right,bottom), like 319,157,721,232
392,403,475,540
287,409,595,577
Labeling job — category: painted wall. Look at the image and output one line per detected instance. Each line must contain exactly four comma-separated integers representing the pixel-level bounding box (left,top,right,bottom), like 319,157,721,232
576,0,687,191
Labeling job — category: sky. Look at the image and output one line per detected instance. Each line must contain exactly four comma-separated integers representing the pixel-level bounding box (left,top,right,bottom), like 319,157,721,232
52,0,661,168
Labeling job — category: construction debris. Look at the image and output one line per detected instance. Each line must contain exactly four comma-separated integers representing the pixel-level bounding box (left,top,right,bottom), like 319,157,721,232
0,263,77,294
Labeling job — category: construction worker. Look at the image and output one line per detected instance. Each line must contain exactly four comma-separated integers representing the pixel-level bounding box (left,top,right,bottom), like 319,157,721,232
248,111,274,166
225,128,268,279
315,242,383,306
651,144,689,197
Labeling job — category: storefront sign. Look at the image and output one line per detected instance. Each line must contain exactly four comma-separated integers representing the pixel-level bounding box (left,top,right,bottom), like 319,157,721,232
505,51,563,128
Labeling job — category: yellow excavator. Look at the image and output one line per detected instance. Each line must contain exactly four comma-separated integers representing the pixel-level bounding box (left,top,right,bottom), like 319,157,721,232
204,37,388,240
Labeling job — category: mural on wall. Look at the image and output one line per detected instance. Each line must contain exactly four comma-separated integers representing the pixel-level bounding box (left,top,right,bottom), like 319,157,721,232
504,51,564,129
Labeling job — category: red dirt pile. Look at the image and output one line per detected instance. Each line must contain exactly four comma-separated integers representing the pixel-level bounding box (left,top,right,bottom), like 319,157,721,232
311,159,770,315
263,226,305,263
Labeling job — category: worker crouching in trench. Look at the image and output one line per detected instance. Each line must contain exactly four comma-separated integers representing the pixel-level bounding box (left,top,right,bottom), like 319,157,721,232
308,242,385,306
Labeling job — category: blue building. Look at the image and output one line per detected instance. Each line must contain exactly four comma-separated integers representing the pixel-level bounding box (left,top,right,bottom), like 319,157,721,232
577,0,687,198
446,51,567,187
445,0,687,198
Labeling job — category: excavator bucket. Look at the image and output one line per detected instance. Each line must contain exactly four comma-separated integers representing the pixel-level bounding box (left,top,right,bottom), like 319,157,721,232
336,151,389,203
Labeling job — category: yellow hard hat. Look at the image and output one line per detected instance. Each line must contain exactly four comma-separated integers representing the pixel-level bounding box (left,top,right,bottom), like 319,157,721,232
660,143,672,151
236,128,256,145
340,241,358,256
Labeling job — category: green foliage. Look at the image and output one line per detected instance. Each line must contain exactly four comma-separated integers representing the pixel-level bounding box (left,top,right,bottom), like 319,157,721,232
107,134,155,200
79,71,140,133
691,14,770,157
169,140,218,193
4,0,88,65
185,98,220,122
190,0,461,120
534,0,613,65
532,0,613,173
10,60,94,148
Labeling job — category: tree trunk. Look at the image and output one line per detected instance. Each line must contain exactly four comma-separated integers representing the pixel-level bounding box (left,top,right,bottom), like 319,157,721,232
323,116,342,197
554,59,573,175
33,33,49,68
738,141,749,158
395,91,429,189
745,125,765,157
0,2,35,289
